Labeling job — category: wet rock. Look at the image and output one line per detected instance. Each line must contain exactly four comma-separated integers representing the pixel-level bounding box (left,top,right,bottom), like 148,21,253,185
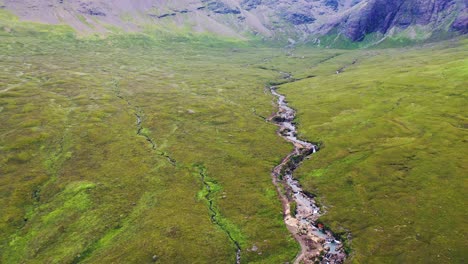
272,116,285,123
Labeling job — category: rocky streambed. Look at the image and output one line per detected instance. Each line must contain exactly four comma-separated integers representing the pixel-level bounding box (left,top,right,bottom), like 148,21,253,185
269,86,346,264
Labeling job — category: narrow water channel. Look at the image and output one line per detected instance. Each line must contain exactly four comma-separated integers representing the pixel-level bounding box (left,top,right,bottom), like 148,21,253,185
269,86,346,264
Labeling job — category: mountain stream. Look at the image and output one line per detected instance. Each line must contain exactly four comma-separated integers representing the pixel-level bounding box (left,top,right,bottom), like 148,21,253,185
269,86,346,264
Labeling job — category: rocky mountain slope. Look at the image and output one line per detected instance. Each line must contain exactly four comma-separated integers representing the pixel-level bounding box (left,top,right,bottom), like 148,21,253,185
336,0,467,41
2,0,467,43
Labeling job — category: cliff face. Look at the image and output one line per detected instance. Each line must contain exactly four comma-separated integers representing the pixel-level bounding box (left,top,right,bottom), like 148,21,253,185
451,7,468,33
2,0,467,43
340,0,465,41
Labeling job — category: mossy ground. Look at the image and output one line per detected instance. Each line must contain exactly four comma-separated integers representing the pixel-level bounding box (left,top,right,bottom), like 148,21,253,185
0,11,299,263
1,9,466,264
272,39,467,263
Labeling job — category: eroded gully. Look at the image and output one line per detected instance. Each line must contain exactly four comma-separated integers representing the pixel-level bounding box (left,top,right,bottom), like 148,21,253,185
197,165,242,264
111,79,177,166
269,86,346,264
111,79,241,262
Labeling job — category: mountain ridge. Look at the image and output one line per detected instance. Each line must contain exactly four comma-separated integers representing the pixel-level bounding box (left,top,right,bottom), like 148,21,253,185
2,0,467,45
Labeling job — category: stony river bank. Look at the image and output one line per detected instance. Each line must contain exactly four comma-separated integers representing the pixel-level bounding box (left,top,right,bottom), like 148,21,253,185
269,86,346,264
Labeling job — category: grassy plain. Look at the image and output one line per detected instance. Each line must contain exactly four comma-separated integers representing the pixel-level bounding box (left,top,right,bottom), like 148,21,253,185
270,40,468,263
0,11,302,263
1,9,467,264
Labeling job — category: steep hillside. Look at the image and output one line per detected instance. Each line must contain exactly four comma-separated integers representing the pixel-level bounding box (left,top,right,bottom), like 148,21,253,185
2,0,466,44
333,0,467,41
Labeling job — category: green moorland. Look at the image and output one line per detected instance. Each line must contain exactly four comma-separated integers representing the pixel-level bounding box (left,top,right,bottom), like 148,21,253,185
1,9,467,264
267,41,468,263
0,11,305,263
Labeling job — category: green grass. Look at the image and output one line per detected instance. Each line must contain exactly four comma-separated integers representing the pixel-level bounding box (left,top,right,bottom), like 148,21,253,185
273,39,468,263
0,11,298,263
0,9,467,264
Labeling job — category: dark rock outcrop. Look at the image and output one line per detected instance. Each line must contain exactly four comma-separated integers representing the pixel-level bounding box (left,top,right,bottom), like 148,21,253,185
78,2,106,17
241,0,261,11
340,0,463,41
452,8,468,33
323,0,339,11
284,12,316,25
203,0,241,14
152,13,176,19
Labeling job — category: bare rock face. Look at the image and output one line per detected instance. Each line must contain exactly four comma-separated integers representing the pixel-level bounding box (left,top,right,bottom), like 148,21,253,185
343,0,401,41
452,7,468,33
2,0,467,43
340,0,464,41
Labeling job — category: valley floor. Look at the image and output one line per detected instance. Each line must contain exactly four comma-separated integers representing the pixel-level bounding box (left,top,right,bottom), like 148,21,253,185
0,12,467,263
